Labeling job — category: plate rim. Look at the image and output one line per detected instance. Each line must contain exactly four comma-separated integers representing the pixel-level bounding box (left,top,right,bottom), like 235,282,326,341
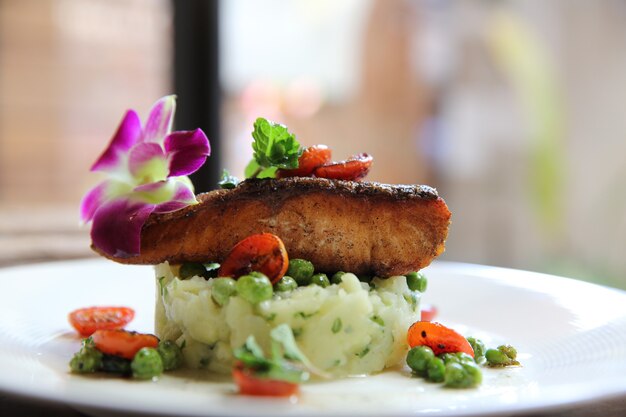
1,259,626,417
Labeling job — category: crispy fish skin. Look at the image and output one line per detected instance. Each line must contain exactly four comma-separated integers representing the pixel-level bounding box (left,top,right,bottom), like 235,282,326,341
95,177,451,277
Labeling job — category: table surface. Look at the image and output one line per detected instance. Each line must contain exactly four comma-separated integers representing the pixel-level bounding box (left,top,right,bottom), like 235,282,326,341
1,205,625,417
3,392,626,417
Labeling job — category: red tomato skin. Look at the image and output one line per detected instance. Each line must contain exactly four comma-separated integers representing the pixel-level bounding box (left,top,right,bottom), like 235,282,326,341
68,306,135,337
91,329,159,360
217,233,289,284
420,304,438,322
232,364,299,397
277,145,331,178
407,321,474,357
313,153,373,181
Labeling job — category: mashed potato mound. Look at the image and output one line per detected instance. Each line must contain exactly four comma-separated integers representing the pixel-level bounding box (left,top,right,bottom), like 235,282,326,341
155,263,422,377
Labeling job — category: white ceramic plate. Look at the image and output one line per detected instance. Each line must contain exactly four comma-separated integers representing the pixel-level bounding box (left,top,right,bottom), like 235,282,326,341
1,260,626,417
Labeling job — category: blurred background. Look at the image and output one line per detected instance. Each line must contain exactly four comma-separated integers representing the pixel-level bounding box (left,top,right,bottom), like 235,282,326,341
1,0,625,289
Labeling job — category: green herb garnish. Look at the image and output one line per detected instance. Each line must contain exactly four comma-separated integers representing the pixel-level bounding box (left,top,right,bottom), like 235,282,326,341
218,169,240,189
233,324,329,383
245,117,302,179
331,318,342,334
233,325,308,383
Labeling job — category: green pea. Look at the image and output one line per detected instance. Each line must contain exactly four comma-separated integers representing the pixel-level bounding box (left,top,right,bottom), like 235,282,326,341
467,337,486,362
455,352,475,364
310,273,330,288
485,348,509,366
131,347,164,379
236,273,273,304
331,271,346,285
287,259,314,286
498,344,517,360
212,277,237,306
444,361,482,388
440,353,455,364
157,340,183,371
100,354,131,375
486,345,519,367
69,346,103,373
406,346,435,375
406,272,428,292
426,357,445,382
179,262,207,279
440,352,473,364
275,276,298,292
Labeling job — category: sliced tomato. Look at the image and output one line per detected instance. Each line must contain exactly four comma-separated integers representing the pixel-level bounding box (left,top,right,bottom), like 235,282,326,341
420,304,438,322
313,153,373,181
91,329,159,360
407,321,474,357
232,364,299,397
218,233,289,284
68,306,135,337
277,145,331,178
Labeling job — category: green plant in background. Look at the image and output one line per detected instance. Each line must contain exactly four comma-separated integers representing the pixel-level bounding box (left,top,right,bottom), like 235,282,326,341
487,11,565,239
486,12,625,289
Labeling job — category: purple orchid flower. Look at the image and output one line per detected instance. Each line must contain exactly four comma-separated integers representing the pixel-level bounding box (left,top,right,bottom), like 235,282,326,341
80,95,210,257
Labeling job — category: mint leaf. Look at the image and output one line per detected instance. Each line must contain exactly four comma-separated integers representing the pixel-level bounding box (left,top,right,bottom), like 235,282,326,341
270,324,307,363
247,118,302,178
218,169,239,189
233,332,309,384
266,361,309,384
232,324,337,383
269,324,330,378
244,160,260,178
233,336,271,370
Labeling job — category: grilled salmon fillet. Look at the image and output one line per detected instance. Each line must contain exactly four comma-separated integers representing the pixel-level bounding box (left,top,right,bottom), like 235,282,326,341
95,177,451,277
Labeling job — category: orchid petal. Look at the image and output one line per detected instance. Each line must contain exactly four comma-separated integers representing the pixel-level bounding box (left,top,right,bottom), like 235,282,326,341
91,110,142,173
128,142,168,183
80,180,133,222
154,180,197,213
90,198,155,257
165,129,211,177
133,178,196,207
143,95,176,144
80,182,108,222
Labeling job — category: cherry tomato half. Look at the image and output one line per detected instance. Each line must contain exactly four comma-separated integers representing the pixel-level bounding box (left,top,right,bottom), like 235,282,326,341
420,304,438,322
314,153,373,181
232,363,299,397
91,329,159,360
218,233,289,284
277,145,332,178
407,321,474,357
68,306,135,337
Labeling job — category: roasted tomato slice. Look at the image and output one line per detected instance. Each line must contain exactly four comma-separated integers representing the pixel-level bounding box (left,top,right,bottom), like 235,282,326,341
218,233,289,284
277,145,332,178
313,153,373,181
407,321,474,357
420,304,438,322
91,329,159,360
232,363,299,397
68,306,135,337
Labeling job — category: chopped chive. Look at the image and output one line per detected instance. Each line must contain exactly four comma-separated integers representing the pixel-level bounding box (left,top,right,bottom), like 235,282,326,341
331,318,342,334
294,311,317,319
356,346,370,358
370,315,385,326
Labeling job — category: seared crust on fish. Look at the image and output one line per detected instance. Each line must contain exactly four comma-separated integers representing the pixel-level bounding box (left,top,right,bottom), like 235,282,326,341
95,177,451,277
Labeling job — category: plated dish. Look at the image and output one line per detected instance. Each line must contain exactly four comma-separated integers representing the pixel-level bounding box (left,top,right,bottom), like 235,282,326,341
76,96,463,390
1,260,626,416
